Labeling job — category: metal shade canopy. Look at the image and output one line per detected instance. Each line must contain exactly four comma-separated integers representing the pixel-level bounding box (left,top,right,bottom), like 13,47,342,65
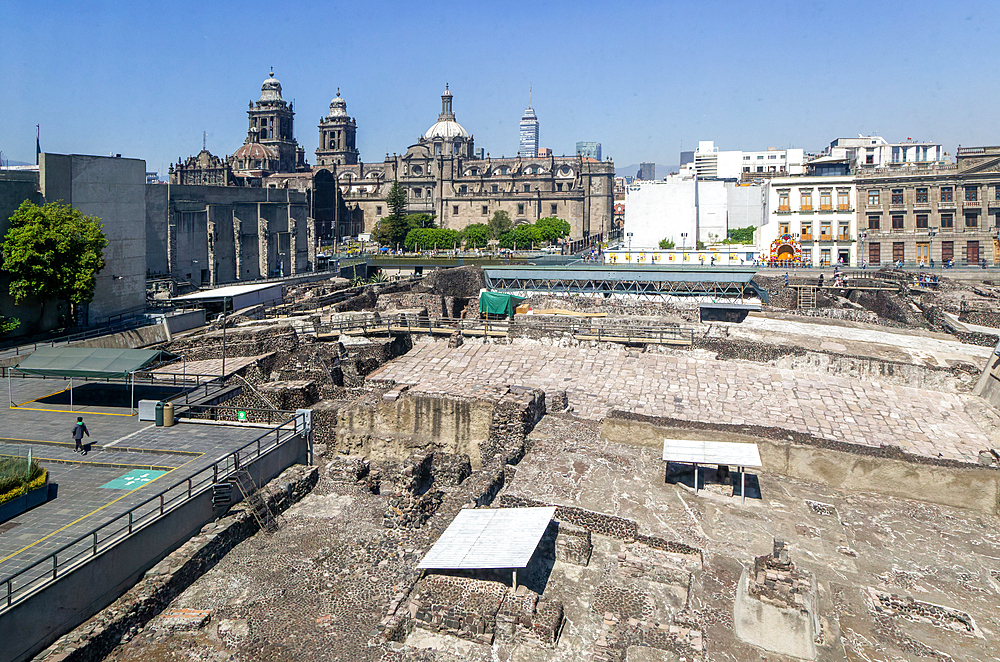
417,507,556,570
14,347,175,379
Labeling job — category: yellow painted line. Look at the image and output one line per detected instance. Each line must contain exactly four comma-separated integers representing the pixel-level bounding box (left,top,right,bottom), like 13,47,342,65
0,452,203,564
12,386,69,408
9,405,135,417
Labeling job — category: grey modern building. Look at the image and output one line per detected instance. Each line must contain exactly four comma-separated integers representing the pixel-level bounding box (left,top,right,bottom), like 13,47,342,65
637,162,656,181
576,142,602,161
518,94,539,158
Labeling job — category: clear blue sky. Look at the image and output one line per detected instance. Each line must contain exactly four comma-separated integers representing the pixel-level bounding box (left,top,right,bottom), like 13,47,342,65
3,0,997,173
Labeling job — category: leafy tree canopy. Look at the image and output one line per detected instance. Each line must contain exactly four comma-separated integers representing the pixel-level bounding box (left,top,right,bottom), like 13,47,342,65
385,181,407,220
461,223,491,249
659,237,676,249
3,201,107,308
404,227,460,251
725,226,756,244
534,216,570,242
488,210,513,238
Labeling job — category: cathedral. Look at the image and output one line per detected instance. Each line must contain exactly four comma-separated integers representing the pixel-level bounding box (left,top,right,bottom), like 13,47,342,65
171,72,615,242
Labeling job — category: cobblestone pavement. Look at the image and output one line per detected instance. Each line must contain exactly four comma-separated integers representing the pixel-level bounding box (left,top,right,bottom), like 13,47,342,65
370,339,989,463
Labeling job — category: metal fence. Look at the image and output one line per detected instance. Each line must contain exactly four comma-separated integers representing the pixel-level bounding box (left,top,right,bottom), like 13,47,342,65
0,411,306,612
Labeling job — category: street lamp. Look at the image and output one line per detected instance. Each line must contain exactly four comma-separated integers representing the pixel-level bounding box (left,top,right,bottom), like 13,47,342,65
928,228,937,268
680,232,688,252
627,232,633,254
859,231,867,269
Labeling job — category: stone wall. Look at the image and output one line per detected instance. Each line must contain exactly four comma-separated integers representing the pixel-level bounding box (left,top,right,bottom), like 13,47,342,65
376,292,446,317
34,465,318,662
164,324,299,361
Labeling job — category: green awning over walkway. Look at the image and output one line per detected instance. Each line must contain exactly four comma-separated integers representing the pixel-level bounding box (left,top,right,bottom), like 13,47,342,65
479,291,525,317
14,347,174,379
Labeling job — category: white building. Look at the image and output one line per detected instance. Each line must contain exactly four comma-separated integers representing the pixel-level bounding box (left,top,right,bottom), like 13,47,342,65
693,141,806,180
624,173,765,249
827,135,945,169
759,175,858,267
518,95,539,158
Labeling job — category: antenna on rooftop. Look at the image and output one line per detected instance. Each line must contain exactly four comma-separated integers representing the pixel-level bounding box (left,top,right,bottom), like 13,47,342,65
203,131,207,151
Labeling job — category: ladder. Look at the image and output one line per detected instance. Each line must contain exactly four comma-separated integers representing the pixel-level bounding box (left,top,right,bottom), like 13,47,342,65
798,286,817,309
233,469,279,534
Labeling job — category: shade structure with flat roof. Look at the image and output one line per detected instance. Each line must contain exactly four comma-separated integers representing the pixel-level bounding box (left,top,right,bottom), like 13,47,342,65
14,347,175,379
417,507,556,570
171,282,283,312
663,439,762,503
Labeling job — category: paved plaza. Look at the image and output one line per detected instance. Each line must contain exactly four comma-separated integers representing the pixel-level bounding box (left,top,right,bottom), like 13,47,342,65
0,376,287,583
370,339,990,463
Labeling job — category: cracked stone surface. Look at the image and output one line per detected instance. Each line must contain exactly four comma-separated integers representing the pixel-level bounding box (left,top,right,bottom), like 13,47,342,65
370,339,990,462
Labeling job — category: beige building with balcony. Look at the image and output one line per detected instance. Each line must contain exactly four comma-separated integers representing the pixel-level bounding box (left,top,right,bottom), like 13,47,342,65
856,146,1000,267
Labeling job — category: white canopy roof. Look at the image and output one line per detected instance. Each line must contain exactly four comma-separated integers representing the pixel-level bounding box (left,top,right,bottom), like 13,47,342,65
417,507,556,570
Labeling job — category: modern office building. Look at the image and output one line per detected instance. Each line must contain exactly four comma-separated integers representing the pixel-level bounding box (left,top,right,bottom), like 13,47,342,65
637,162,656,181
518,94,539,158
576,142,601,161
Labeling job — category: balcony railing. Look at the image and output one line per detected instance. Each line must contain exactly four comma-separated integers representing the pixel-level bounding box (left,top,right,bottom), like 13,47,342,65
837,234,851,242
801,233,813,241
964,200,981,207
799,206,813,212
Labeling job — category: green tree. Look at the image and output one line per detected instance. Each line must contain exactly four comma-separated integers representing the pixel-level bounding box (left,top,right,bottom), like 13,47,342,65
404,228,460,251
2,201,107,330
725,226,755,244
372,182,412,248
488,210,513,238
461,223,491,249
404,213,436,232
696,240,706,250
658,237,676,250
511,224,542,250
534,216,570,242
497,230,515,250
386,180,407,220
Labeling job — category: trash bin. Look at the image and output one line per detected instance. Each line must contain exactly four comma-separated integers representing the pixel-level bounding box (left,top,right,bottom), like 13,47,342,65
154,401,165,427
163,401,175,427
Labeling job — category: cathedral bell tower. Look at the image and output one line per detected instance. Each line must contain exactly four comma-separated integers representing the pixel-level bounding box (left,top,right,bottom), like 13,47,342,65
244,69,299,172
316,90,359,166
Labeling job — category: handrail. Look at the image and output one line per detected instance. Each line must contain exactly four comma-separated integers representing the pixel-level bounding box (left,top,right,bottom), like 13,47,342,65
0,315,160,357
0,411,305,612
315,316,695,344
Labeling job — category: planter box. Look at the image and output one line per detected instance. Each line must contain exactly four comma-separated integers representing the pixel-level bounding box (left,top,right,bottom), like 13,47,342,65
0,481,51,524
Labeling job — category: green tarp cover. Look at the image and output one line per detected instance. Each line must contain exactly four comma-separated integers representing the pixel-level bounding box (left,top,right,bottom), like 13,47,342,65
479,291,525,317
14,347,171,379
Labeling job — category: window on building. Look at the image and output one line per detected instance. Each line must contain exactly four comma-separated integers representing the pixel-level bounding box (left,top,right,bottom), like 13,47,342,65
994,185,1000,200
941,213,953,228
915,214,928,229
866,151,875,165
820,248,831,266
768,154,777,159
376,206,382,215
837,191,850,210
517,203,525,215
757,155,764,159
482,205,488,215
458,185,467,194
452,205,459,215
966,213,979,227
743,155,751,160
550,204,558,215
869,243,880,265
523,184,531,193
757,166,764,172
800,190,813,211
892,215,904,230
941,186,953,202
868,190,880,206
868,215,880,230
413,188,421,198
801,222,812,240
965,186,978,201
820,192,832,210
915,188,928,204
838,223,850,240
778,192,789,211
492,184,499,193
821,222,832,239
557,183,563,191
891,189,903,205
893,242,904,263
802,248,812,264
941,240,954,262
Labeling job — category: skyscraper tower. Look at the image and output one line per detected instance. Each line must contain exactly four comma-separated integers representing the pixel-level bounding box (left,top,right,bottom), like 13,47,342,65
519,89,539,158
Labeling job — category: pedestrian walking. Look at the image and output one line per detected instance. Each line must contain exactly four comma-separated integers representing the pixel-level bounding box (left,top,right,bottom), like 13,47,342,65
783,272,789,287
73,416,90,455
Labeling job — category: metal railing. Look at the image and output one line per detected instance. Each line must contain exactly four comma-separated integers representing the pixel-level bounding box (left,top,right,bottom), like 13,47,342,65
0,411,305,612
0,315,161,357
316,316,696,345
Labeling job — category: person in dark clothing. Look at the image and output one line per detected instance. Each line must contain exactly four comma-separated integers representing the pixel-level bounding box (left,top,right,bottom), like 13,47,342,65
73,417,90,455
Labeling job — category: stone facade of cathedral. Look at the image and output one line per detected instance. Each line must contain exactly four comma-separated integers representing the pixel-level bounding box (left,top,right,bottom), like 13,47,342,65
170,74,615,244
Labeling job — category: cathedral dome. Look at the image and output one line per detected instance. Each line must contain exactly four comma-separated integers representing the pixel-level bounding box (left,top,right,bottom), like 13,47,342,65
424,119,470,140
259,68,283,103
233,142,277,161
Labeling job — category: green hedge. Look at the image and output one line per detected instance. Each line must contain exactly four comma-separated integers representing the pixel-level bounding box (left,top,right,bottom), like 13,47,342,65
0,457,47,506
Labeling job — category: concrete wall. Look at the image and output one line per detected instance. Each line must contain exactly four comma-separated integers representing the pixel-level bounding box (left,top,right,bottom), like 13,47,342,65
624,176,697,250
974,351,1000,409
601,416,1000,516
40,154,148,326
0,430,309,662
